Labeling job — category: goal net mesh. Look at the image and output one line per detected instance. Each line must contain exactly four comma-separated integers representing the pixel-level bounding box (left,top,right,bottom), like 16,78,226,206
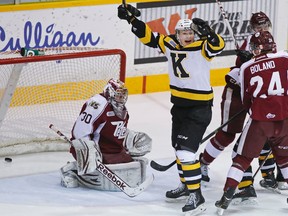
0,48,126,156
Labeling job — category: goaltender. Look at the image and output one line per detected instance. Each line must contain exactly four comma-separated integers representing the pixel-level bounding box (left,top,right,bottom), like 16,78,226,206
60,79,152,192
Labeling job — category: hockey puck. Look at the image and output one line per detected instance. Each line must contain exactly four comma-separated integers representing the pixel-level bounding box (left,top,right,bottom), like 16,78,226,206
4,157,12,162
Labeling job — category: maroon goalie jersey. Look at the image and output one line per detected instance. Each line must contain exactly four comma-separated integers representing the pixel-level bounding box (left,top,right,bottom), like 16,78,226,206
240,50,288,121
71,93,129,154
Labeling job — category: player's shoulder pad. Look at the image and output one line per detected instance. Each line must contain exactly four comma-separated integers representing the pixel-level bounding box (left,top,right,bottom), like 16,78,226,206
164,35,180,48
279,50,288,55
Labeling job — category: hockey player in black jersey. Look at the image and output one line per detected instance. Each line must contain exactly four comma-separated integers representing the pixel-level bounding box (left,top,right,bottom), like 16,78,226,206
118,4,225,216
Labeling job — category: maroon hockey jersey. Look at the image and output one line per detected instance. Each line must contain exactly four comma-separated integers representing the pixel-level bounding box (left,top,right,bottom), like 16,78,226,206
71,93,129,154
240,50,288,121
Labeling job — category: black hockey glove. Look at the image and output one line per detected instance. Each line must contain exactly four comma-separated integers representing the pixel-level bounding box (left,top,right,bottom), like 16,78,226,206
117,4,141,24
191,18,212,37
191,18,219,46
235,50,253,64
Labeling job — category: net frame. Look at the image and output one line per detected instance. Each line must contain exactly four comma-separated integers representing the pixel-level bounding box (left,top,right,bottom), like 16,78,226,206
0,48,126,156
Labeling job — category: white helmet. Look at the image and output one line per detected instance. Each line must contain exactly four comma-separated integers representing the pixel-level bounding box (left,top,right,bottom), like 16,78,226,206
175,19,193,32
175,19,194,46
103,78,128,119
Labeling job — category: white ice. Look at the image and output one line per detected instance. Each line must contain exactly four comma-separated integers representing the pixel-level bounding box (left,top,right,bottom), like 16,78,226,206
0,86,287,216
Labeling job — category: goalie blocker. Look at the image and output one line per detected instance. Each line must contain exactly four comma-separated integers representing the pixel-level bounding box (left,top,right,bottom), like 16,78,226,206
61,129,152,191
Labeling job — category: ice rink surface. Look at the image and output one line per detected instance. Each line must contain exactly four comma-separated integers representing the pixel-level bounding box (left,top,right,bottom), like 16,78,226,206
1,86,287,216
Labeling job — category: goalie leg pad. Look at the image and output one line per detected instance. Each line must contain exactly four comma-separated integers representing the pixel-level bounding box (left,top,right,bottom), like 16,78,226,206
132,156,149,183
79,160,147,191
60,162,79,188
72,138,102,175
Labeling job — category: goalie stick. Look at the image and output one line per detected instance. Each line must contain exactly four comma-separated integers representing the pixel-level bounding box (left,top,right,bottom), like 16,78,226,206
150,109,246,171
49,124,154,197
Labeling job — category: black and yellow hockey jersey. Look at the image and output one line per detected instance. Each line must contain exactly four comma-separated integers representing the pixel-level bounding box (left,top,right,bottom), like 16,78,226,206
130,18,225,107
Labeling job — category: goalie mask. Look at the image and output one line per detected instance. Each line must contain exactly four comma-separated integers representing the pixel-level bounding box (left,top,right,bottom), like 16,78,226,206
249,31,276,56
250,11,272,32
103,78,128,119
175,19,194,47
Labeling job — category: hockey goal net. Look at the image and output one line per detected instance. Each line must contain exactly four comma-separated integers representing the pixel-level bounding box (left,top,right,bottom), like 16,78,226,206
0,48,126,156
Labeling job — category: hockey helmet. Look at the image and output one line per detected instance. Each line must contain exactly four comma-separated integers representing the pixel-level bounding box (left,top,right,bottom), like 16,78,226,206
250,11,272,31
249,31,276,55
175,19,193,32
103,78,128,119
175,19,194,46
103,78,128,105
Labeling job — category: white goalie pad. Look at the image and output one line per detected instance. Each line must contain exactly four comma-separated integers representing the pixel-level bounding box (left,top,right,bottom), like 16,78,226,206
123,129,152,156
60,158,148,192
60,162,79,188
71,138,102,175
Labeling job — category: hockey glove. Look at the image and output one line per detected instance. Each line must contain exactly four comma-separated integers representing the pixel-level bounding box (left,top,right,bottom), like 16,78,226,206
235,50,253,64
191,18,212,37
191,18,219,46
117,4,141,24
123,129,152,157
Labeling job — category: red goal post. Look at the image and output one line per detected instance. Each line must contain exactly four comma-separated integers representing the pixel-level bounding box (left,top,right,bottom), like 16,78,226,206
0,48,126,156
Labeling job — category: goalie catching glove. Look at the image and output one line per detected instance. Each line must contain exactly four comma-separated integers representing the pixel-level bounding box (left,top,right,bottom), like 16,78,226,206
191,18,220,46
123,129,152,157
118,4,141,23
71,138,102,175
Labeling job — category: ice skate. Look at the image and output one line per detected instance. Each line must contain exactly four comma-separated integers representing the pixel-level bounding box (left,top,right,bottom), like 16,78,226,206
215,188,235,215
165,183,189,202
278,181,288,190
232,185,258,205
182,189,206,216
260,172,280,194
200,156,210,183
276,168,288,190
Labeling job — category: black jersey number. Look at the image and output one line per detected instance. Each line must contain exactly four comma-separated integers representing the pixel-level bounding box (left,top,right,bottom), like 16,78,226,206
80,112,92,124
170,52,189,78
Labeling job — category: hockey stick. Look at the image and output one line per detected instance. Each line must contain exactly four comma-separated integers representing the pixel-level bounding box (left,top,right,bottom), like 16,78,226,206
49,124,154,197
122,0,141,17
252,149,282,194
215,0,239,49
150,109,246,171
252,149,272,179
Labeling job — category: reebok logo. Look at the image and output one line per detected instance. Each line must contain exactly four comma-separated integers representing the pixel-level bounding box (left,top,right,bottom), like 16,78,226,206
97,163,127,190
